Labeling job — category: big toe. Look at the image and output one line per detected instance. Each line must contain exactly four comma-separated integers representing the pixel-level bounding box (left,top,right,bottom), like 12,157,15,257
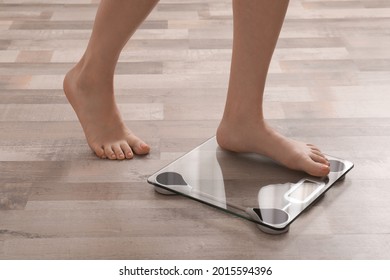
127,135,150,155
302,157,330,177
134,142,150,155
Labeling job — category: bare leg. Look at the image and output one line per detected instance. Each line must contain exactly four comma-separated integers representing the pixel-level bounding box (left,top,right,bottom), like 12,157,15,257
63,0,158,159
217,0,330,176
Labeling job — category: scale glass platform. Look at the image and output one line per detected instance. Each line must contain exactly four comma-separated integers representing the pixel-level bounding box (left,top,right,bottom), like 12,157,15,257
147,137,353,234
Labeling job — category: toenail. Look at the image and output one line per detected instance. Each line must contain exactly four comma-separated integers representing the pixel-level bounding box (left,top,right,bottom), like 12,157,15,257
140,143,148,149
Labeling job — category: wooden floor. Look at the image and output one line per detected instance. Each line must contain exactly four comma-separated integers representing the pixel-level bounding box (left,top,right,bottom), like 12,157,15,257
1,0,390,260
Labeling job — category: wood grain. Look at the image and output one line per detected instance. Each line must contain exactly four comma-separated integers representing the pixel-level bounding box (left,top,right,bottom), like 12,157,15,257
1,0,390,259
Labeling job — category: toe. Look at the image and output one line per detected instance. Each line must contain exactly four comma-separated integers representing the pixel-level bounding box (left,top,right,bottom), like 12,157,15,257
133,142,150,155
112,144,125,160
302,157,330,177
310,153,329,165
307,144,321,153
120,142,134,159
311,148,326,158
126,134,150,155
93,145,106,159
104,145,116,160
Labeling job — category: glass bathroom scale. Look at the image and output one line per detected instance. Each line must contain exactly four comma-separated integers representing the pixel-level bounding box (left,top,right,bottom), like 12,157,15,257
147,137,354,234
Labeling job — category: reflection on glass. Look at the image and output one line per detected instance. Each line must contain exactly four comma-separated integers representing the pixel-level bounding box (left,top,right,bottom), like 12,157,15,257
148,137,353,234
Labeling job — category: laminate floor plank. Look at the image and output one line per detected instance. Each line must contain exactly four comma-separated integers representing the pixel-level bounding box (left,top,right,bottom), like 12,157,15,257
1,0,390,260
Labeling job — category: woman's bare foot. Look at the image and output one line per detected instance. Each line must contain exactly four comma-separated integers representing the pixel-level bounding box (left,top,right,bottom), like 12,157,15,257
63,64,150,160
216,119,330,177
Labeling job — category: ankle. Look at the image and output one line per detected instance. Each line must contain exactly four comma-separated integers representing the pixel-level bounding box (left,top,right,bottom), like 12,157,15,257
220,110,266,130
69,60,114,93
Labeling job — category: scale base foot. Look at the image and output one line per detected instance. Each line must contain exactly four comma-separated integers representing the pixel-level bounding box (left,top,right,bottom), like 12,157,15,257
256,224,289,235
154,186,177,195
